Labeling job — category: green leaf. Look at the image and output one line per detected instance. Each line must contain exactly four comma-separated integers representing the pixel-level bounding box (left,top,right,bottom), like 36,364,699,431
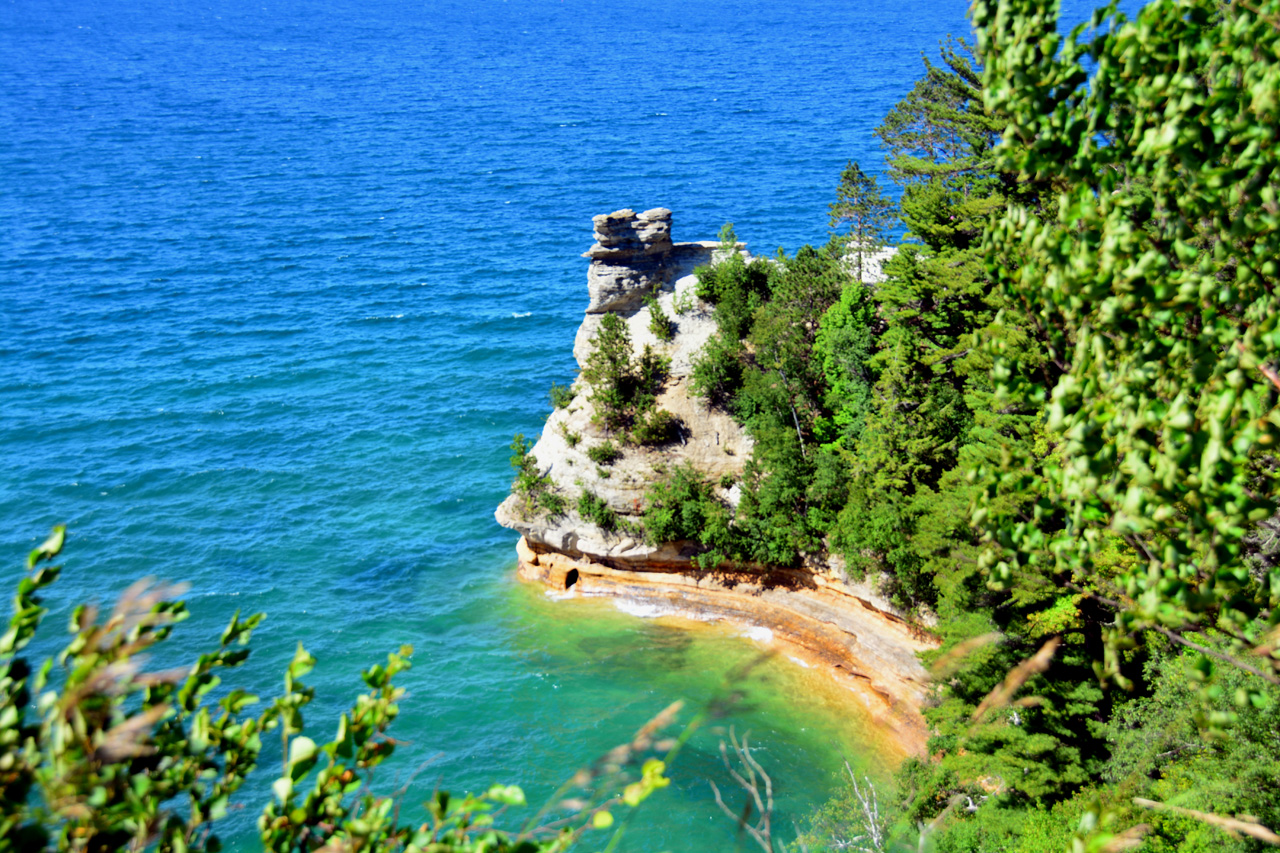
486,783,526,806
26,525,65,570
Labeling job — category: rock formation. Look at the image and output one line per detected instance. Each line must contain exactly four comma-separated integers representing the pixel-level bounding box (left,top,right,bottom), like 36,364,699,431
583,207,718,313
498,207,747,559
495,209,934,755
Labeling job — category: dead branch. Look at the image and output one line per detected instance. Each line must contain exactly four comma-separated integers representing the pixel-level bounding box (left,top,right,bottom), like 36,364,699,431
1134,797,1280,845
710,728,775,853
843,761,886,852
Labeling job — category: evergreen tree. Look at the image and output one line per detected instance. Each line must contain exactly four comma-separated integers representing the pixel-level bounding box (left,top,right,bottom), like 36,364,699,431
581,313,635,434
813,281,877,450
580,313,674,443
828,161,895,283
824,38,1048,614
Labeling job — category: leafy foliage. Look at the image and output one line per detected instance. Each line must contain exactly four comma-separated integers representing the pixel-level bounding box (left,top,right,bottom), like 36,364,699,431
0,531,501,852
510,433,567,519
0,528,270,853
642,465,733,568
585,441,622,466
693,225,772,344
892,0,1280,846
668,8,1280,847
630,408,680,447
549,382,575,410
645,295,674,343
577,490,618,533
813,281,877,451
972,0,1280,696
0,530,693,853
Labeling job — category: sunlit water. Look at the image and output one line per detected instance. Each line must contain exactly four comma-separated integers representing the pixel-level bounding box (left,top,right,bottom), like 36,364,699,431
1,0,1112,847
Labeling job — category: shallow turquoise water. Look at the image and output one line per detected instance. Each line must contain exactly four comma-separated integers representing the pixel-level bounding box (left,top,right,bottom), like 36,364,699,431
0,0,1118,847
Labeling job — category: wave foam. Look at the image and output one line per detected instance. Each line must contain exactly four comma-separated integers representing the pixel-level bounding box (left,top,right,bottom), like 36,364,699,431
614,598,670,619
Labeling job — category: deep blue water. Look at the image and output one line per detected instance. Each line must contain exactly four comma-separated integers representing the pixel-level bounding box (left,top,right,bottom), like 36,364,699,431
1,0,1117,848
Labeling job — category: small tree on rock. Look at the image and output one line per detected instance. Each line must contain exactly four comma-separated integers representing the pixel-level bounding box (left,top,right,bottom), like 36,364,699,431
582,313,635,434
829,161,895,284
581,314,676,444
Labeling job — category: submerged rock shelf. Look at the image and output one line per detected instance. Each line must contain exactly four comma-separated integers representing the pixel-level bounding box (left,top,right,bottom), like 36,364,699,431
514,535,934,756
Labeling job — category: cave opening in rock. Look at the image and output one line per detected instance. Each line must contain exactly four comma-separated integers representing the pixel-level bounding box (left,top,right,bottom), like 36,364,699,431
565,569,579,590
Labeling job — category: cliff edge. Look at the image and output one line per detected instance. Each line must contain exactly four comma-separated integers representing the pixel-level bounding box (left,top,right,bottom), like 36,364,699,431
495,208,933,755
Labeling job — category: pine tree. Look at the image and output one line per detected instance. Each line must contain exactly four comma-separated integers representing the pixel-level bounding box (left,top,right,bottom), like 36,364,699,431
828,162,895,284
581,313,635,434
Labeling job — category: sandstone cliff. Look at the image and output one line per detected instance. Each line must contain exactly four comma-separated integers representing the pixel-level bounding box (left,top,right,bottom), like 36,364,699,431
495,208,933,754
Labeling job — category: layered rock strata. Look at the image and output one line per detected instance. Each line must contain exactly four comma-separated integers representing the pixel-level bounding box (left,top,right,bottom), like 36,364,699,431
495,209,934,755
582,207,722,314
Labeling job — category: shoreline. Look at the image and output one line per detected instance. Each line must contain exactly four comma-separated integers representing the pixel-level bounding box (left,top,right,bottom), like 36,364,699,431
514,536,936,759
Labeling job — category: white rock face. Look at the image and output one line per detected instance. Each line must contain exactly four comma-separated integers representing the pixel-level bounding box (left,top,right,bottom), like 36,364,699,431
497,219,934,748
572,268,718,373
497,210,752,565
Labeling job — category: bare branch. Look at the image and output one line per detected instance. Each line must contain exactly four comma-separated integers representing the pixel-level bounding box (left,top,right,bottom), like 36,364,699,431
711,729,776,853
1153,625,1280,686
1134,798,1280,845
843,760,886,852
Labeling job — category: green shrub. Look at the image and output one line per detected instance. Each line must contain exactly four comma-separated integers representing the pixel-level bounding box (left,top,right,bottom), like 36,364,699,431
672,287,695,316
690,332,745,407
538,491,567,517
549,381,575,409
559,424,582,447
630,408,681,446
693,224,772,341
587,441,623,465
643,464,734,566
646,295,674,342
509,432,566,519
577,490,618,532
635,344,669,391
